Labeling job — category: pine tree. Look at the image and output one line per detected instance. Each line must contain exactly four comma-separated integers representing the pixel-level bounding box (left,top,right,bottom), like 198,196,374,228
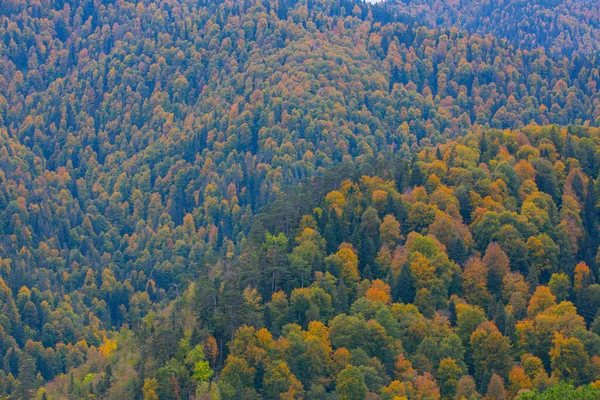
486,373,507,400
448,299,457,327
410,162,425,187
336,280,350,314
395,265,415,304
14,356,36,399
449,237,468,266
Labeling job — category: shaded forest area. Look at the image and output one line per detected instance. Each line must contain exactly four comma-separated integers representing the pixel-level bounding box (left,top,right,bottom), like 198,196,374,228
377,0,600,57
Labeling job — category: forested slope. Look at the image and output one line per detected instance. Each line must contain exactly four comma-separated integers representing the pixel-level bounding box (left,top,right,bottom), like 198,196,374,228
46,125,600,399
378,0,600,57
0,0,599,398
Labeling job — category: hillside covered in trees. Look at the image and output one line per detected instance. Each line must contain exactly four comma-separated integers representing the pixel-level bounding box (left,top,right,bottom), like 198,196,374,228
379,0,600,57
46,125,600,399
0,0,599,398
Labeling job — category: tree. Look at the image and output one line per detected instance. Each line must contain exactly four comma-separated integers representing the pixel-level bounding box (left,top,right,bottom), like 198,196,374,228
508,366,532,395
456,304,487,344
449,237,468,266
413,372,441,399
219,356,257,400
380,214,402,248
365,279,392,304
284,321,334,387
531,158,559,201
14,355,37,399
549,333,590,384
579,284,600,323
267,291,289,336
395,264,416,304
406,202,437,233
289,287,333,327
336,365,367,400
492,225,529,274
185,345,213,384
409,251,437,290
395,352,417,381
289,228,326,288
454,375,480,400
437,357,463,398
463,257,491,308
502,272,530,319
485,374,507,400
263,361,304,399
517,382,600,400
548,273,571,302
574,261,593,292
327,244,361,289
526,234,559,285
262,232,290,296
483,243,510,296
470,323,513,389
143,378,160,400
415,288,436,318
527,286,556,317
382,380,408,400
361,207,382,238
449,299,458,327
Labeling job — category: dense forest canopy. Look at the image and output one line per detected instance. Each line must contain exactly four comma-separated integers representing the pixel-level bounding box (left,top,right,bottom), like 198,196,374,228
378,0,600,57
0,0,599,398
45,124,600,400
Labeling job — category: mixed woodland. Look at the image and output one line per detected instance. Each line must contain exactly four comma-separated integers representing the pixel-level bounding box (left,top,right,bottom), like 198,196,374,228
381,0,600,57
0,0,599,398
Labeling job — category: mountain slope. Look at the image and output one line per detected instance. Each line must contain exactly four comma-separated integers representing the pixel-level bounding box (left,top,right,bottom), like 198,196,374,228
377,0,600,57
0,0,599,398
43,124,600,399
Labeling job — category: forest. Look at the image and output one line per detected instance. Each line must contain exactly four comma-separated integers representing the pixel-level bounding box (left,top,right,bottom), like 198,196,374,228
380,0,600,57
0,0,599,398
